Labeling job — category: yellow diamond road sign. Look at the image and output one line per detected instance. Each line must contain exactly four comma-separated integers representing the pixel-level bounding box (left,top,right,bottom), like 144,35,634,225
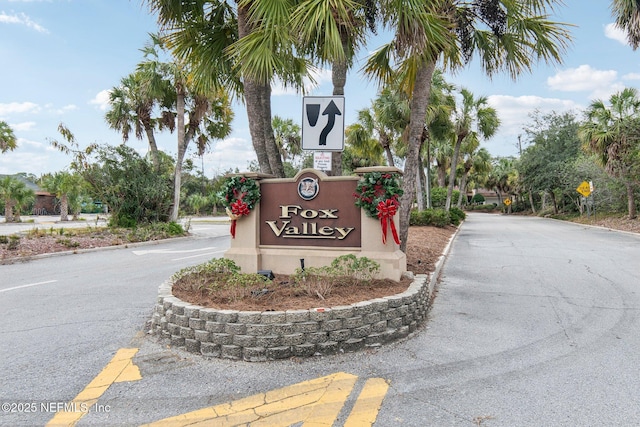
577,181,591,197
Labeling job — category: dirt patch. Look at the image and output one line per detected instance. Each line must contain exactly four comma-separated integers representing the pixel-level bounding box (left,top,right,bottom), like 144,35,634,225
173,276,414,312
0,228,129,261
171,225,457,311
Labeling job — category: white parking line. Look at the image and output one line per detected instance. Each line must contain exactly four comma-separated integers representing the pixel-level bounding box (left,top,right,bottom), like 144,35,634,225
132,247,218,256
0,280,58,293
172,250,226,261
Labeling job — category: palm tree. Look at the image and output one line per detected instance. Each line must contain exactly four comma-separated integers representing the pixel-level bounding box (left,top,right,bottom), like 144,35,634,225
272,116,302,165
146,1,303,178
611,0,640,49
344,119,386,168
487,157,518,206
346,91,407,168
366,0,571,250
457,146,492,207
0,121,18,153
40,172,85,222
579,87,640,219
422,68,456,208
0,177,34,222
291,0,376,176
136,35,234,222
105,70,175,170
445,88,500,210
186,194,208,216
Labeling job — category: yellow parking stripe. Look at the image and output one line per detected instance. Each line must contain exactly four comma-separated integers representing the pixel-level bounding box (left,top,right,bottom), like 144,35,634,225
344,377,390,426
142,372,359,427
47,348,141,427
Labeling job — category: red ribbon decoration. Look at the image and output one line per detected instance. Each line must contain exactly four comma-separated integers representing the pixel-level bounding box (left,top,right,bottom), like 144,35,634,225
376,199,400,245
229,199,250,238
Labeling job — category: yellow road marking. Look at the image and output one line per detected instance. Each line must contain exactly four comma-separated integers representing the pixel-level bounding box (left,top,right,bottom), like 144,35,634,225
143,372,380,427
344,378,390,426
47,348,141,427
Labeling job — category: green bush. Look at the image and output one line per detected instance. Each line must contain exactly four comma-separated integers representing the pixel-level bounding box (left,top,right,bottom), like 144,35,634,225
471,193,485,204
409,208,452,227
7,235,20,250
124,222,186,242
430,187,460,208
467,204,497,212
84,144,172,226
449,207,466,225
291,255,381,299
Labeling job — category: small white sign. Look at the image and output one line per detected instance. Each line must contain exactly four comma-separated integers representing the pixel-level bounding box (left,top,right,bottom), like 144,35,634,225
313,152,332,171
302,96,345,151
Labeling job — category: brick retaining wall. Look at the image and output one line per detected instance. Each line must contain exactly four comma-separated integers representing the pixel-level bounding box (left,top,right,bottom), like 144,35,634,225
149,274,434,361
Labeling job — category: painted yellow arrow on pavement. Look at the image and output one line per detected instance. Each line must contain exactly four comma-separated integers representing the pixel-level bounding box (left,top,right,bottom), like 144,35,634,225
142,372,389,427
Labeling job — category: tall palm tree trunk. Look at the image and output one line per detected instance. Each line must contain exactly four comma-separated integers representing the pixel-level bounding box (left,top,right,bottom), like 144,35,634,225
330,42,348,177
237,5,272,176
398,61,436,252
144,125,161,170
425,139,432,209
4,202,13,223
457,171,469,208
445,134,464,210
415,155,425,210
60,194,69,222
381,133,395,167
260,84,284,177
170,88,186,222
625,181,637,219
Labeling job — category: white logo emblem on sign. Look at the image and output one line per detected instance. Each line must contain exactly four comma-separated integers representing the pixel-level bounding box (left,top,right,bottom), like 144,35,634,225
298,177,319,201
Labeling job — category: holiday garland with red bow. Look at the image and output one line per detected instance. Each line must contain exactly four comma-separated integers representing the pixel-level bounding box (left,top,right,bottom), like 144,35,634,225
219,176,260,238
353,171,403,245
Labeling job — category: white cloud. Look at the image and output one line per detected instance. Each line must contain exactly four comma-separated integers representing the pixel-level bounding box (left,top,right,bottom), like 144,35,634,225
0,102,40,116
48,104,77,115
272,67,332,96
622,72,640,81
547,65,618,94
0,11,48,33
488,94,582,136
484,95,584,156
546,65,625,99
11,121,36,131
604,22,628,46
201,137,256,173
589,82,627,101
0,147,52,175
89,90,111,111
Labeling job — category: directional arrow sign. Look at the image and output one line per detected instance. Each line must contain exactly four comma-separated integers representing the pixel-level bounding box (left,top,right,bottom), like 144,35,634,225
302,96,345,151
142,372,388,427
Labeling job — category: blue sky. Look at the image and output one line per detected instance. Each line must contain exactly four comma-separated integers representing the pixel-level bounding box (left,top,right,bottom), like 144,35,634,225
1,0,638,178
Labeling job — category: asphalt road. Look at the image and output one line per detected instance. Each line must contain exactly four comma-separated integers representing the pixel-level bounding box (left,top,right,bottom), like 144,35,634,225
1,213,640,426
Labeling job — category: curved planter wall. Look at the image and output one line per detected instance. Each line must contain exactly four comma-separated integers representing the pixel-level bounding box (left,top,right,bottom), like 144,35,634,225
149,274,434,361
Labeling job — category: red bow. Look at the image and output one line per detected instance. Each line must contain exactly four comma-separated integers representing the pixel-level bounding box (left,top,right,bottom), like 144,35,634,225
376,199,400,245
229,199,250,238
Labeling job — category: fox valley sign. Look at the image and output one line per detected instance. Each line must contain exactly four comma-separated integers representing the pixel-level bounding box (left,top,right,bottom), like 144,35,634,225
224,168,406,281
260,171,361,247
